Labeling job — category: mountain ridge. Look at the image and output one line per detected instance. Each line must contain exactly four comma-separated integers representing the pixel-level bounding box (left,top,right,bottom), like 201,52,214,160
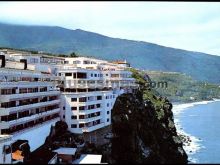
0,22,220,84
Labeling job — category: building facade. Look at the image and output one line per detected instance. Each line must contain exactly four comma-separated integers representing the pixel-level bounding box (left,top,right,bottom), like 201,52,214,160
55,57,137,134
0,49,138,163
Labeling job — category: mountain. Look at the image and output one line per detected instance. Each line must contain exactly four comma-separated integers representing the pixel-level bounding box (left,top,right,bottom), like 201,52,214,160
0,22,220,84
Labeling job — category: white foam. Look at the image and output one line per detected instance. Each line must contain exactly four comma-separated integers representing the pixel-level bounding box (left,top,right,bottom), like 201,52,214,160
172,100,220,163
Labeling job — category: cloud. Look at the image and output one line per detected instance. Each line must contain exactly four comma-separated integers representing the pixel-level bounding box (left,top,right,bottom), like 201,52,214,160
0,2,220,55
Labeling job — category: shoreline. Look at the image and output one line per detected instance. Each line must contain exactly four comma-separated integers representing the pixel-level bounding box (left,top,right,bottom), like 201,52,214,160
172,99,220,163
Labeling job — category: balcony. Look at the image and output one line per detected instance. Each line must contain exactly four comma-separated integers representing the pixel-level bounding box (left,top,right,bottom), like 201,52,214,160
0,121,10,129
0,108,10,116
0,81,56,88
79,116,102,123
11,117,60,137
82,122,105,132
77,100,102,106
78,108,102,115
8,108,60,126
64,80,114,89
0,91,60,103
0,100,61,113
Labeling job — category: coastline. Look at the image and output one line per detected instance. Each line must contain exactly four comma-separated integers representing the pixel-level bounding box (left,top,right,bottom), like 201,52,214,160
172,99,220,163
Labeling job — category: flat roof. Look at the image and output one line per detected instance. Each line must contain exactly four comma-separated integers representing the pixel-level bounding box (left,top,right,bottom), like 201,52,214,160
73,154,102,164
53,147,77,155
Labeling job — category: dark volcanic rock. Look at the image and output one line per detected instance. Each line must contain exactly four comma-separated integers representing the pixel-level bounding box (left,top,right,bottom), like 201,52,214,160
109,90,188,164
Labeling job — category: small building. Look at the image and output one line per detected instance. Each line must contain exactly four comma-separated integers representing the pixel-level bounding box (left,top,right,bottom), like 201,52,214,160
53,147,77,164
73,154,103,164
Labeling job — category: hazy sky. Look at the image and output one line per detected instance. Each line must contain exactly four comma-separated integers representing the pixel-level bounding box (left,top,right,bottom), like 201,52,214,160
0,2,220,56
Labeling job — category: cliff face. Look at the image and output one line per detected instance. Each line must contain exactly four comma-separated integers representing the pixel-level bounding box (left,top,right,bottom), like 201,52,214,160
110,89,188,164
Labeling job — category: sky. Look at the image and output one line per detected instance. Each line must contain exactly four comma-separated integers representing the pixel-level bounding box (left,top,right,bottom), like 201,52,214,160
0,1,220,56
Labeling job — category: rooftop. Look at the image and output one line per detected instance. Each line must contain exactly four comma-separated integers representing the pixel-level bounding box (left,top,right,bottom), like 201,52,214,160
53,147,77,155
73,154,102,164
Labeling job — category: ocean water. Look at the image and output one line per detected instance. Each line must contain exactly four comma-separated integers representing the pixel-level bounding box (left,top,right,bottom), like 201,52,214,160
173,100,220,163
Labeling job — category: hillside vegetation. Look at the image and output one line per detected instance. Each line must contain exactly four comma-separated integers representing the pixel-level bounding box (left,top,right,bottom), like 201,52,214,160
145,71,220,103
1,23,220,83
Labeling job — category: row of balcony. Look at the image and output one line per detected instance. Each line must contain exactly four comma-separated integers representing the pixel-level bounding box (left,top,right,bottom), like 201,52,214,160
78,107,102,115
8,108,60,126
1,115,60,135
64,80,137,89
0,91,60,103
0,81,57,88
78,115,102,123
0,99,61,115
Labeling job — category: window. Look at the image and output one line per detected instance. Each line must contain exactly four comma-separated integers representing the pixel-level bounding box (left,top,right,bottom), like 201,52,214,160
65,73,72,76
71,124,77,128
107,103,109,107
79,124,84,128
107,119,109,122
79,97,87,102
96,104,101,108
73,60,81,64
63,115,65,119
71,115,77,119
63,107,65,110
71,98,77,102
79,115,85,119
97,96,102,100
79,106,85,110
91,73,93,77
107,111,110,115
71,107,77,111
77,72,87,79
106,74,108,76
59,73,61,76
88,105,95,110
94,74,97,77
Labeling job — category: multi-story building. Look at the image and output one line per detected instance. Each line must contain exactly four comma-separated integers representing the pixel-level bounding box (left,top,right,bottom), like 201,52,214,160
0,53,61,163
0,50,138,163
54,57,137,134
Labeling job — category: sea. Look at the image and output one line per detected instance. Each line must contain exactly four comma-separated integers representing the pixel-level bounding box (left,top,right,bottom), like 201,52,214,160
172,100,220,164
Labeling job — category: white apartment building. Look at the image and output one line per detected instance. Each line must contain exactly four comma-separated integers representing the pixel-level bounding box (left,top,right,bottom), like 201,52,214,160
0,53,61,163
0,50,138,163
54,57,137,134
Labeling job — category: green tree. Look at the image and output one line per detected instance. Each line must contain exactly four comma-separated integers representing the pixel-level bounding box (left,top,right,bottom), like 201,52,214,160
70,52,77,57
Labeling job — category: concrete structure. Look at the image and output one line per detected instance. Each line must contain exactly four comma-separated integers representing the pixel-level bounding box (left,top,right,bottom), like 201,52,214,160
55,57,137,134
0,49,138,163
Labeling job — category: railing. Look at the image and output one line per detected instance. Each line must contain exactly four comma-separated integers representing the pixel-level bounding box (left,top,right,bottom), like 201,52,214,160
11,117,60,137
0,135,13,143
0,81,56,87
63,80,137,88
4,108,60,126
0,91,60,103
78,108,102,115
77,100,102,106
78,116,102,123
0,99,61,113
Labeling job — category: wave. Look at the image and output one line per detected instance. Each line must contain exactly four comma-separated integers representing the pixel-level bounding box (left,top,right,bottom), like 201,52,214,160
172,99,220,163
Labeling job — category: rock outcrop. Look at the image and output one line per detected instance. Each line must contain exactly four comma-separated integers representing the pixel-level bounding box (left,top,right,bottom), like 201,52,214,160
101,69,188,164
110,91,187,164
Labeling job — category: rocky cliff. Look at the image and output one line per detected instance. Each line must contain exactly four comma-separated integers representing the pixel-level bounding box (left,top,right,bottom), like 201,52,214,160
102,69,188,164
